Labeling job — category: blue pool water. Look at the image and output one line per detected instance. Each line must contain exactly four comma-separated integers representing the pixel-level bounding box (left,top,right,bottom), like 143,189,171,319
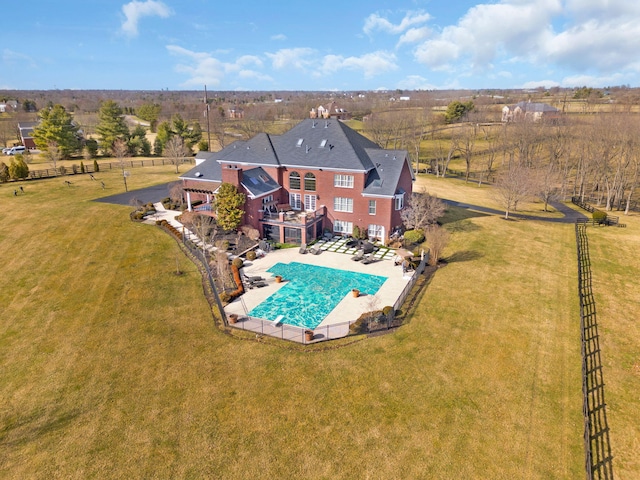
247,262,388,329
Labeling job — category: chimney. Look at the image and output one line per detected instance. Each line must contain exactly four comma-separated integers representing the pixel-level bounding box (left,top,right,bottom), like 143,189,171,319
221,164,243,188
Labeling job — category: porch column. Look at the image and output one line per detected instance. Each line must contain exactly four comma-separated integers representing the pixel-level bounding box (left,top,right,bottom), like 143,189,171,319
186,191,192,212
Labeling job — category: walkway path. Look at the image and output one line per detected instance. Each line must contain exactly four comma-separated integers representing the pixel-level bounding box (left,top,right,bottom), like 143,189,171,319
442,199,588,224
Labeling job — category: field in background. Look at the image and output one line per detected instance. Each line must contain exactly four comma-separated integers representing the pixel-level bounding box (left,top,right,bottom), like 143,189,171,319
0,169,638,478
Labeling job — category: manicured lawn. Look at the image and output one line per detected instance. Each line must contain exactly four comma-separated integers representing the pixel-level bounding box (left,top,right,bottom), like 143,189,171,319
3,168,631,479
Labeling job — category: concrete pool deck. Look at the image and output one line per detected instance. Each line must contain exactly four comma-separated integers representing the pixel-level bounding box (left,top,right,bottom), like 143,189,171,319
224,245,417,330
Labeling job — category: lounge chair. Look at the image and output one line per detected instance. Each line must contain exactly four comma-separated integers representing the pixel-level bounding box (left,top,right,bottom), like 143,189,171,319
299,243,308,254
362,254,379,265
245,279,268,288
351,250,365,261
243,274,265,283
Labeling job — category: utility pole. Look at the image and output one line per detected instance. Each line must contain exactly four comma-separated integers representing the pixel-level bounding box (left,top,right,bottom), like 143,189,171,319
204,85,211,151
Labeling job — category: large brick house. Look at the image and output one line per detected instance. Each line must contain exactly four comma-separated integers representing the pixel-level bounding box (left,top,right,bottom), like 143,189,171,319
179,118,414,244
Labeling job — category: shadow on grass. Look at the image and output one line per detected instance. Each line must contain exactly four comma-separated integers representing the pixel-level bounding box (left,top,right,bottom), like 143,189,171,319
0,406,81,447
445,250,484,264
440,206,490,227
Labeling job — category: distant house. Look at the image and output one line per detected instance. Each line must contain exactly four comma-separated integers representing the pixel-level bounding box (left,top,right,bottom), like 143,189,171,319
0,100,18,113
310,101,350,120
180,119,414,244
502,101,561,122
227,107,244,119
18,122,38,149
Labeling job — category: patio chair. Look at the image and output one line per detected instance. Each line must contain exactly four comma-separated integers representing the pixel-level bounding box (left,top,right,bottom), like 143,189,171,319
362,254,379,265
351,250,365,261
310,245,322,255
299,243,308,254
243,274,265,282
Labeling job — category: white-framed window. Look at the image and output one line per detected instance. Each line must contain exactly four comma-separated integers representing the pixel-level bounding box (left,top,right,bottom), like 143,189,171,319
262,194,273,205
289,193,301,210
394,193,405,210
333,197,353,213
304,194,316,212
334,220,353,234
334,174,354,188
368,200,376,215
368,224,384,240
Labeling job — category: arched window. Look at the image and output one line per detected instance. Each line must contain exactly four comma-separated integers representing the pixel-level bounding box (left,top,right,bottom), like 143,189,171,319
289,171,300,190
304,173,316,191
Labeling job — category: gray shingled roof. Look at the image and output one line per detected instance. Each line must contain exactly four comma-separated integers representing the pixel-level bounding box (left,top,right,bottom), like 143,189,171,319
272,119,378,171
513,101,559,113
363,149,411,196
180,151,223,181
240,167,281,198
181,119,410,196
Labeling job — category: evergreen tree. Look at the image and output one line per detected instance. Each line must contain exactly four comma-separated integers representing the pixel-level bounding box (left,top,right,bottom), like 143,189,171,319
32,104,80,157
96,100,129,155
0,162,9,182
215,183,245,231
9,155,29,179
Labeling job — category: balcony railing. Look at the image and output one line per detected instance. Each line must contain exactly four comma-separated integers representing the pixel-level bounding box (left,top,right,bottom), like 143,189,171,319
260,206,324,225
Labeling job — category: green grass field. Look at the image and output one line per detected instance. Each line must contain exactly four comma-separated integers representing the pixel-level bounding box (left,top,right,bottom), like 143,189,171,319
0,168,637,478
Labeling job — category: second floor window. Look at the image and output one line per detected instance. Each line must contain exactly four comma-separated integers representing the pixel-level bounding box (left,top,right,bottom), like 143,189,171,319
304,173,316,191
334,197,353,213
289,171,301,190
394,193,404,210
334,174,354,188
368,200,376,215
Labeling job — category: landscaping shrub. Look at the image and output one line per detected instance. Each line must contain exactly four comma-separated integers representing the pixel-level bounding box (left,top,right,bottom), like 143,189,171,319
593,210,607,224
246,250,257,261
349,317,367,335
71,164,78,174
231,257,244,269
93,159,99,172
404,229,425,244
219,291,232,304
80,161,85,174
382,306,394,316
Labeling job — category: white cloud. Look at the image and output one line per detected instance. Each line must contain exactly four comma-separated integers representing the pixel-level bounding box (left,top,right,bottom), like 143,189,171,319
396,27,430,48
364,10,431,36
271,34,287,41
3,49,37,68
121,0,172,37
265,48,316,70
560,73,627,88
411,0,640,83
167,45,270,87
396,75,437,90
319,51,398,78
521,79,560,89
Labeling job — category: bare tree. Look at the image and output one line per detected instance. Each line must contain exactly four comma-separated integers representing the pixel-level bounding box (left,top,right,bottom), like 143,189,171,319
425,224,450,266
113,138,129,192
535,162,561,212
493,163,535,219
400,189,446,230
45,141,62,173
169,182,185,208
181,211,218,257
164,135,188,174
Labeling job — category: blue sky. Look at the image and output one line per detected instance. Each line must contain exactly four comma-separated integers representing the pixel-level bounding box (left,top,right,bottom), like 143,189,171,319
2,0,640,91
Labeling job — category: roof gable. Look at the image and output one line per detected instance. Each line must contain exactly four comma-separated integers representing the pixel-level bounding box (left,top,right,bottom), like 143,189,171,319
240,167,281,198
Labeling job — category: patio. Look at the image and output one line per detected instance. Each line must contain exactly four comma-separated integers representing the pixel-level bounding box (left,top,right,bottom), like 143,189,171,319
224,238,420,342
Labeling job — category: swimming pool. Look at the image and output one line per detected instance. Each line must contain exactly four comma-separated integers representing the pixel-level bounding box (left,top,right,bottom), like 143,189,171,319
247,262,388,329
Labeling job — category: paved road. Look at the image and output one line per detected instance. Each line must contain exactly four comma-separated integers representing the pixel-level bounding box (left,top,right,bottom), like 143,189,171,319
443,199,588,224
93,181,179,206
